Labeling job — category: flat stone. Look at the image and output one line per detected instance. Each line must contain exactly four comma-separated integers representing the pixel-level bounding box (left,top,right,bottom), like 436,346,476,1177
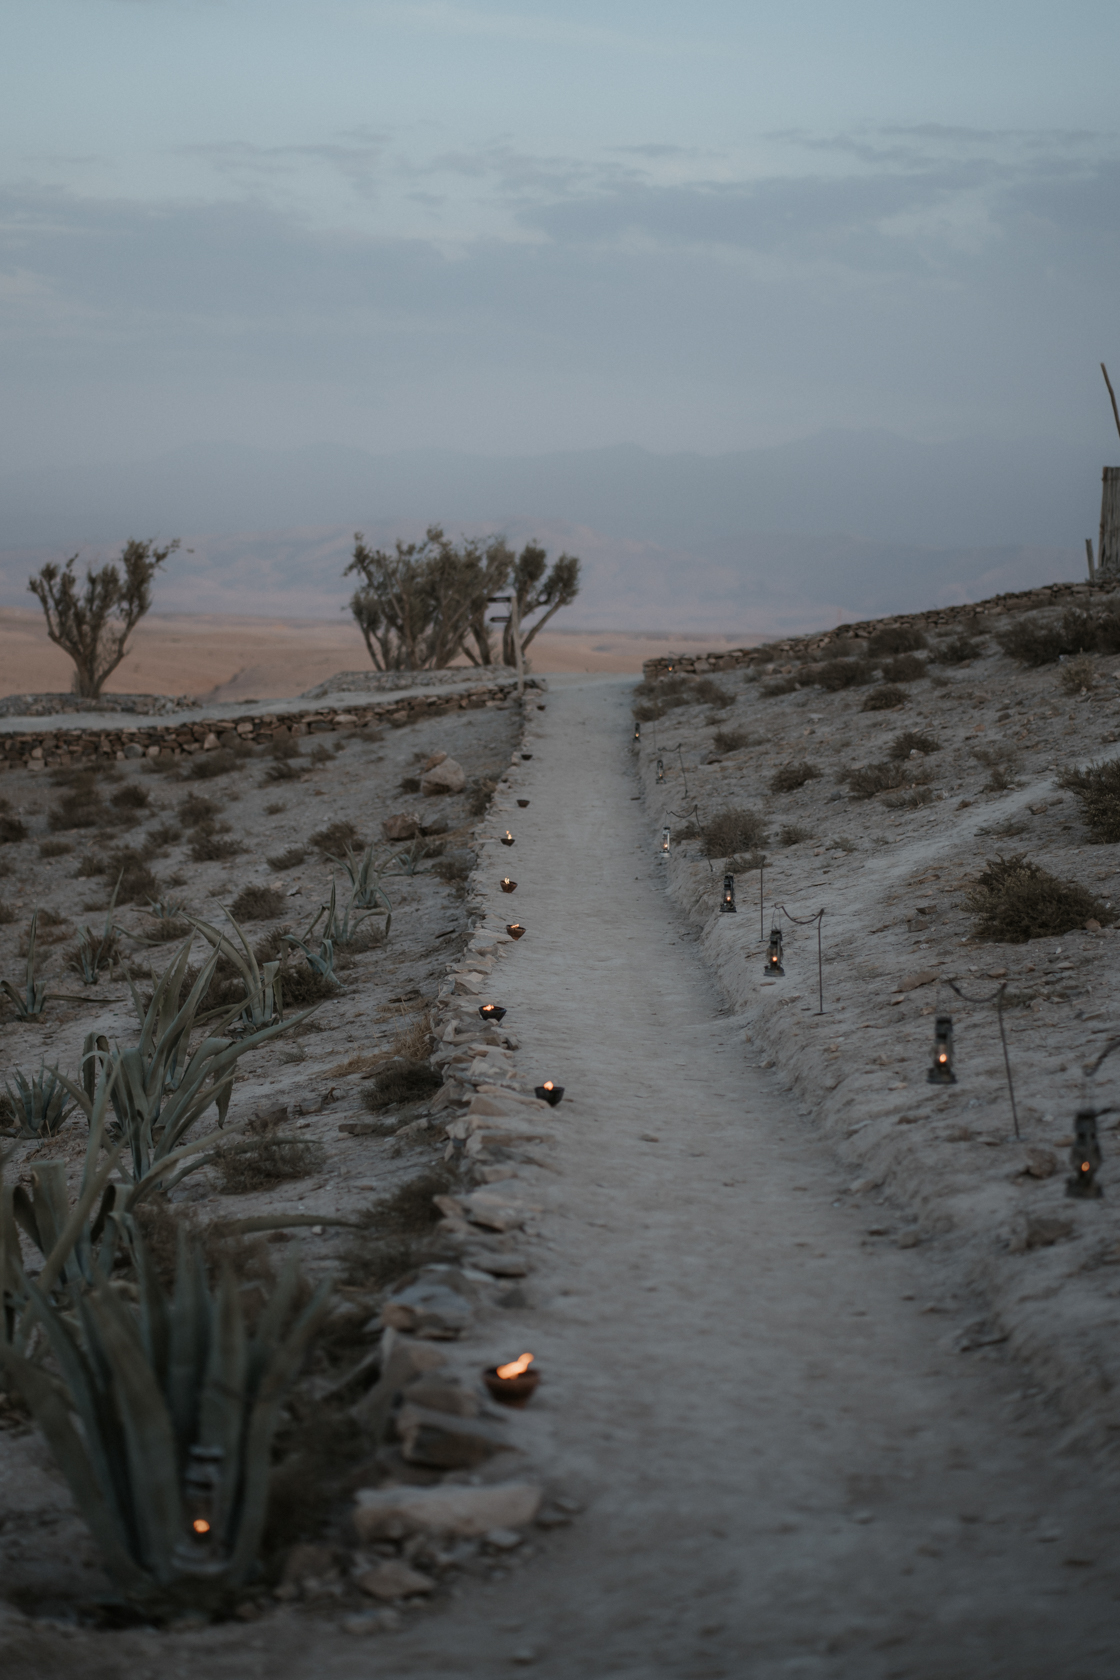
421,755,467,795
353,1482,543,1541
382,811,423,840
1023,1146,1059,1179
397,1403,512,1469
356,1560,435,1601
381,1281,473,1338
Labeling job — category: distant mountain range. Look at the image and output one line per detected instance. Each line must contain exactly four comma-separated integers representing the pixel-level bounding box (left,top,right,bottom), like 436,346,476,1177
0,431,1098,634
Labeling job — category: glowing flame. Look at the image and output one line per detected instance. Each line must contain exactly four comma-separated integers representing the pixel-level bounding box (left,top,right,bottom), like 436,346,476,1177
503,831,513,841
937,1051,948,1064
192,1518,211,1535
542,1081,554,1091
496,1352,534,1380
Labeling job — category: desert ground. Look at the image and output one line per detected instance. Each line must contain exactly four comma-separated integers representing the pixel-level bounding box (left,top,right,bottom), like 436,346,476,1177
3,598,1120,1678
0,607,756,699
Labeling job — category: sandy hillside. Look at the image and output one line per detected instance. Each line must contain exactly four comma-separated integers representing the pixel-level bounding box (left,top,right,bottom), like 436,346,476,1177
0,606,756,699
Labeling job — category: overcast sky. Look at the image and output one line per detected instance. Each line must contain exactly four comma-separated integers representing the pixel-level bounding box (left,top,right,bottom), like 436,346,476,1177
3,0,1120,474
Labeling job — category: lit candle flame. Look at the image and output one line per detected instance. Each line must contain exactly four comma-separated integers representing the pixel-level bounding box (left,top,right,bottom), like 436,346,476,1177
543,1081,554,1091
496,1352,534,1380
192,1518,211,1535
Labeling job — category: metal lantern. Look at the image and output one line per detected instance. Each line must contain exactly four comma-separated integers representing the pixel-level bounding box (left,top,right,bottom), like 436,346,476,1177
182,1445,224,1546
656,757,664,782
500,878,517,893
634,722,641,741
721,873,736,914
479,1003,507,1023
660,826,671,857
1067,1108,1104,1199
765,923,785,976
926,1015,956,1085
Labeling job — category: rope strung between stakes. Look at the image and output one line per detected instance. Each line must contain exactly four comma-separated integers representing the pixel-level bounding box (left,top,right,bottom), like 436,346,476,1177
774,903,826,1016
944,977,1020,1140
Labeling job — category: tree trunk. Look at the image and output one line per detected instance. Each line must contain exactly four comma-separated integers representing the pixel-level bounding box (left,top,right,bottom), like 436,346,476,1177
1100,467,1120,572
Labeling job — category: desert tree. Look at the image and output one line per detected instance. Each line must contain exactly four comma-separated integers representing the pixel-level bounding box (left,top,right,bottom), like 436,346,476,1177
492,542,581,668
345,526,510,670
28,538,179,699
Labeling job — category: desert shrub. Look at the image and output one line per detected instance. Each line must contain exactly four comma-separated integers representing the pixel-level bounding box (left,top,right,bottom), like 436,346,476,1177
867,625,928,657
229,883,287,921
48,777,106,831
931,633,984,665
96,846,160,903
268,845,306,870
888,730,940,760
632,700,662,723
189,831,243,863
178,793,221,827
861,683,908,712
1057,757,1120,843
817,659,872,692
879,653,927,683
262,760,300,784
761,677,798,697
0,814,29,844
819,638,860,661
399,776,422,794
215,1134,326,1195
268,734,302,760
277,964,338,1008
0,900,16,924
634,673,730,715
341,1165,456,1291
310,819,365,856
769,761,821,793
432,853,473,883
713,728,752,754
996,606,1117,668
38,838,73,858
692,677,732,708
309,744,333,766
361,1060,442,1111
145,915,193,943
467,777,498,816
145,821,182,847
973,743,1021,793
780,823,811,845
1059,654,1098,694
264,801,287,817
187,747,243,779
700,807,767,857
966,855,1110,942
882,786,935,809
109,782,149,811
846,762,910,799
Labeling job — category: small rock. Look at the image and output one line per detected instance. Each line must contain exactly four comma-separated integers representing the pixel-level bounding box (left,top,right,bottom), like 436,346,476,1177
356,1560,435,1601
403,1376,481,1418
382,811,423,841
485,1528,523,1551
397,1403,512,1469
353,1482,543,1541
382,1282,473,1339
421,756,467,795
1008,1213,1075,1253
1023,1146,1059,1180
1085,918,1102,932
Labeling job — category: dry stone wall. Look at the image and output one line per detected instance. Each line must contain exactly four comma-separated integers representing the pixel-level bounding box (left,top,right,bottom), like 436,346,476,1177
0,678,540,775
642,576,1120,680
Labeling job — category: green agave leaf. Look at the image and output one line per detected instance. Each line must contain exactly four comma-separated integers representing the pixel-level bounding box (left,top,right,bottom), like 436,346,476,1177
167,1233,209,1467
198,1266,247,1543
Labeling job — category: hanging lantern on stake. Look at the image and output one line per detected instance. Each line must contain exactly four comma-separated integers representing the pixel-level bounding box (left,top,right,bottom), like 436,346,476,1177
765,923,785,976
656,757,665,782
180,1445,224,1551
1067,1108,1103,1199
660,826,671,857
721,874,736,914
500,878,517,893
926,1015,956,1084
633,722,641,741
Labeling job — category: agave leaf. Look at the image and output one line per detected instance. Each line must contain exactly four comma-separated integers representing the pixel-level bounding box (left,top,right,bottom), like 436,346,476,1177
229,1275,332,1581
198,1266,247,1542
0,1345,150,1595
134,1230,170,1390
82,1283,183,1582
167,1232,209,1465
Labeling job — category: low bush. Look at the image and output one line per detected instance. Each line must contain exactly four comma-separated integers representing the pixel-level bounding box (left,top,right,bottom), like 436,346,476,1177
230,883,287,921
888,729,940,760
879,654,927,683
861,683,908,711
966,854,1111,941
187,747,244,779
263,760,300,784
264,801,287,816
190,831,243,863
846,762,914,799
1058,654,1097,694
1057,756,1120,842
145,915,193,943
399,776,422,794
997,606,1120,668
215,1134,325,1194
110,782,149,811
179,794,221,826
700,807,767,857
38,838,73,858
779,823,811,845
632,673,731,715
0,814,29,844
268,845,306,870
713,728,752,754
769,761,821,793
48,777,107,832
277,963,338,1007
817,659,872,692
362,1059,442,1111
311,819,365,856
931,633,984,664
309,744,333,766
145,821,182,847
867,625,928,657
0,900,16,924
882,786,935,809
468,777,499,817
98,847,160,903
761,677,799,697
268,734,302,760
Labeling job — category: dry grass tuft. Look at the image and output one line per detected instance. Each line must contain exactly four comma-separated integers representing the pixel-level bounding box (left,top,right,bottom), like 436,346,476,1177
700,807,767,857
887,730,940,760
931,633,984,664
769,761,820,793
966,854,1111,942
38,838,73,858
879,654,927,683
310,819,365,856
861,683,909,712
846,761,930,799
215,1134,326,1195
268,844,306,870
1058,654,1098,694
229,883,287,921
867,625,928,657
779,823,811,845
0,814,30,844
1057,756,1120,843
816,659,873,692
712,728,753,754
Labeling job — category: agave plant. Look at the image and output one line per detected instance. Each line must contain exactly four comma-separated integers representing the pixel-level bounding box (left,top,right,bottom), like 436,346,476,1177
59,941,307,1205
69,875,122,985
147,895,187,920
319,878,375,948
331,842,393,919
188,910,281,1030
1,1231,331,1614
282,902,337,983
1,911,49,1018
2,1067,72,1138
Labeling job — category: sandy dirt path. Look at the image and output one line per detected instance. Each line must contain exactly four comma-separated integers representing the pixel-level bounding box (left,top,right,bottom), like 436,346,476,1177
11,675,1120,1680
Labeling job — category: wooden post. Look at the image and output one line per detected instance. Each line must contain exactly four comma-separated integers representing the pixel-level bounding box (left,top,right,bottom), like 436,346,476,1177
1087,537,1097,580
1100,468,1120,573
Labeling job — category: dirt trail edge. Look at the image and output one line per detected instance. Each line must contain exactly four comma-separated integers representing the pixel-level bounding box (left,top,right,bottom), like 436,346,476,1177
11,674,1120,1680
